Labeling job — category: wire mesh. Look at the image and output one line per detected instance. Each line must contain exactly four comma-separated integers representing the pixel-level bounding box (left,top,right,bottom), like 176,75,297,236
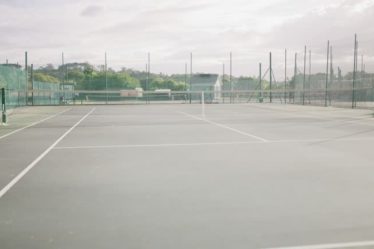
0,65,27,109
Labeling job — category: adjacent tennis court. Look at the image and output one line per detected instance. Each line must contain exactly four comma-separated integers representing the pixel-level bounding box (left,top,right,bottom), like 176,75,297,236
1,103,374,249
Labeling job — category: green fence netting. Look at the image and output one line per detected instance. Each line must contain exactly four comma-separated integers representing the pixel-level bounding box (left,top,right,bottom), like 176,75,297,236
0,65,27,109
32,81,61,105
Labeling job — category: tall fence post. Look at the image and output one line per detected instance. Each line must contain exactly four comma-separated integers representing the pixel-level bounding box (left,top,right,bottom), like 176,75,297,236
201,91,205,118
269,52,272,103
147,52,150,104
105,52,108,104
190,52,192,104
303,46,306,105
222,63,225,103
308,50,312,104
293,53,297,104
25,51,28,106
230,52,232,104
352,34,357,109
284,49,287,104
1,88,6,124
325,41,330,107
31,64,34,106
259,63,263,103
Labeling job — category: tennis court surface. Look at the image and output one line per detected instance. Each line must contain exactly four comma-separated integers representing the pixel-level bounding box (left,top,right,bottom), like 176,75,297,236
1,103,374,249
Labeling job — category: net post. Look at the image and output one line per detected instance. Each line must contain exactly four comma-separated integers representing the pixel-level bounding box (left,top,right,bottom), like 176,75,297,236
1,88,6,125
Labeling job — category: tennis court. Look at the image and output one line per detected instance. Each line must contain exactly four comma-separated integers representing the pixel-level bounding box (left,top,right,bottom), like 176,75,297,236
1,103,374,249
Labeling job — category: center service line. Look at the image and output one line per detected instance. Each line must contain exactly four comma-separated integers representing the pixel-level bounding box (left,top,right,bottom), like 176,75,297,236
177,111,268,142
0,107,95,199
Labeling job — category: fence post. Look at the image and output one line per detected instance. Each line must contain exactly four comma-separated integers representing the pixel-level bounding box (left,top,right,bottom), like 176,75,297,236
352,34,358,109
325,41,330,107
201,91,205,118
31,64,34,106
284,49,287,104
1,88,6,124
25,51,28,106
269,52,272,103
303,46,306,105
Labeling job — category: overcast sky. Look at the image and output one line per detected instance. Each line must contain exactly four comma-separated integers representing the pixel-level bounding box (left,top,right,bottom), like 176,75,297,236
1,0,374,77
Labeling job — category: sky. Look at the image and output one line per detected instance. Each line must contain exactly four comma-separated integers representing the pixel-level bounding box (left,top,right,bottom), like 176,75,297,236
0,0,374,77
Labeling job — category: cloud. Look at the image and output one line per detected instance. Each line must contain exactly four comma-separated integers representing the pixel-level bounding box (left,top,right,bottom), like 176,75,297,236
0,0,373,75
81,5,104,17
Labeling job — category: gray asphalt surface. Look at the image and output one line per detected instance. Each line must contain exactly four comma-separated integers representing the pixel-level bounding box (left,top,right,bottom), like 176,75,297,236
1,104,374,249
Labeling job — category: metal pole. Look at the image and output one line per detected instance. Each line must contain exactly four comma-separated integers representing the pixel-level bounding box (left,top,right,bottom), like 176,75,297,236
190,52,192,104
303,46,306,105
25,51,28,105
325,41,330,107
62,52,64,87
269,52,272,103
66,61,69,83
361,54,364,74
146,63,148,92
308,50,311,104
184,63,187,91
259,63,262,102
222,63,225,103
1,88,6,124
17,65,20,106
230,52,232,103
62,52,65,101
284,49,287,104
361,54,364,90
293,53,297,104
201,91,205,118
31,64,34,106
330,45,333,105
352,34,357,108
147,52,150,104
105,52,108,104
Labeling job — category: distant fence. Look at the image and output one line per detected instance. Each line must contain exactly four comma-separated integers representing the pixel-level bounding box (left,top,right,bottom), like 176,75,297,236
26,87,374,109
1,66,374,110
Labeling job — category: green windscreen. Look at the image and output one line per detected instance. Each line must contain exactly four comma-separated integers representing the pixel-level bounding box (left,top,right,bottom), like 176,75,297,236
0,65,27,109
32,81,61,105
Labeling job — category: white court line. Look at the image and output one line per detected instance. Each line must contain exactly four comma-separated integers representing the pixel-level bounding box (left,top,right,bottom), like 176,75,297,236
53,136,374,150
263,240,374,249
54,141,264,150
178,111,268,142
0,108,72,140
0,108,95,199
241,104,373,122
54,137,374,150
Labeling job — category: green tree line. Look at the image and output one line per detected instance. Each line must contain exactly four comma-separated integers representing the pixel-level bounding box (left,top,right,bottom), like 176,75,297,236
34,63,186,91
